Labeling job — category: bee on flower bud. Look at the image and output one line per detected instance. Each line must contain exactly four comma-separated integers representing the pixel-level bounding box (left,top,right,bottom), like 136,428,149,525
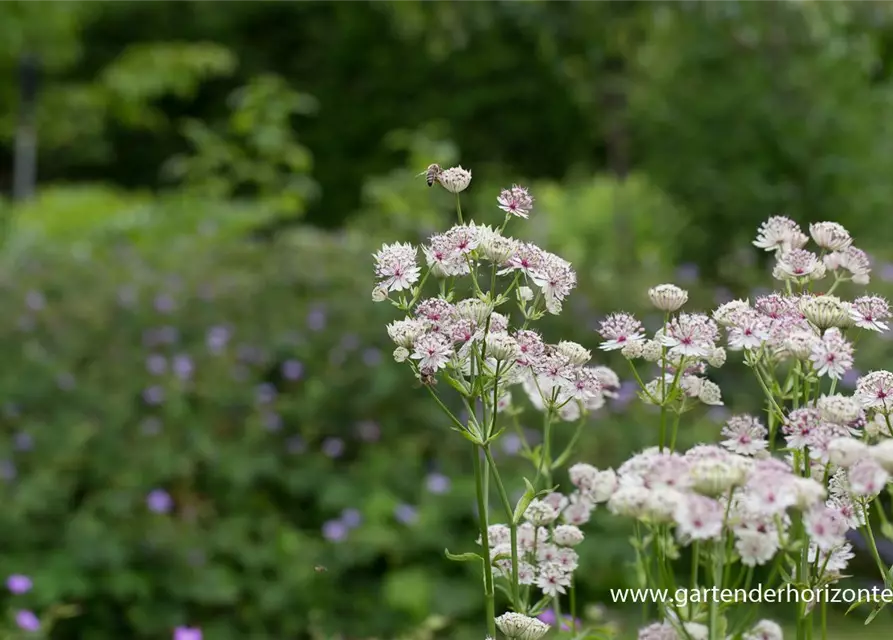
648,283,689,312
417,163,441,187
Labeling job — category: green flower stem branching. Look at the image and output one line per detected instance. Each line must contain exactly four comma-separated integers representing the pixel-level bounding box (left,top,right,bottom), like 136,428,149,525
483,445,521,609
473,442,496,637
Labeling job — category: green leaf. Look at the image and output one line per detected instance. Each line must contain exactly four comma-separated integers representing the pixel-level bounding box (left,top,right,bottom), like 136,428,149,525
512,477,538,525
865,602,887,625
528,596,553,616
444,549,484,565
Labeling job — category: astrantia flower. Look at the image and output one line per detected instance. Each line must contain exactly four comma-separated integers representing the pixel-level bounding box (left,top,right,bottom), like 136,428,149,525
598,313,645,351
495,612,551,640
810,222,853,251
805,505,848,552
827,437,868,468
411,333,453,372
856,370,893,414
799,295,850,330
735,529,780,566
674,493,724,540
754,216,808,252
638,622,680,640
556,341,591,366
743,619,784,640
817,394,861,425
726,313,771,351
809,328,853,380
849,296,890,332
713,299,752,326
497,185,534,219
773,248,825,281
535,563,572,597
373,242,420,292
552,524,584,547
825,245,871,284
808,541,854,574
387,318,428,348
437,165,472,193
848,457,889,496
648,284,689,312
524,499,559,525
721,414,768,456
500,241,545,277
659,313,719,358
529,252,577,314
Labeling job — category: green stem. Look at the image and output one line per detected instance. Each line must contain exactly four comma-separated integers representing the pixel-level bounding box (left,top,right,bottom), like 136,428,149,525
669,409,683,452
456,193,464,224
861,504,890,585
570,577,577,632
484,446,521,608
473,444,496,637
708,541,722,640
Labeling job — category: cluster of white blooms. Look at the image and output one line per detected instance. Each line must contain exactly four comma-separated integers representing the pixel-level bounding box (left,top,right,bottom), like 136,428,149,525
482,489,593,600
638,618,783,640
598,293,726,408
494,612,550,640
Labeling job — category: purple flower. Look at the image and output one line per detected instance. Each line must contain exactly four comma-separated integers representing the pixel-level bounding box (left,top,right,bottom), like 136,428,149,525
206,326,231,353
15,610,40,632
143,386,165,405
1,460,17,481
262,412,282,431
500,434,522,455
322,437,344,458
707,406,730,423
881,262,893,283
322,519,348,542
355,420,380,442
287,436,306,454
154,294,176,314
675,263,699,283
173,354,194,380
282,360,304,381
25,290,45,311
147,489,173,514
307,306,327,331
611,381,639,411
14,432,33,452
7,574,32,594
173,627,202,640
395,504,419,525
362,348,382,367
157,326,180,345
426,473,451,495
341,508,362,528
841,368,861,390
536,609,581,631
146,354,167,375
255,383,277,404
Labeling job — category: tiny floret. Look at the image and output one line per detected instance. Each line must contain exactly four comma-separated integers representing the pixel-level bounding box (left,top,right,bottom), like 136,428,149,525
497,185,535,219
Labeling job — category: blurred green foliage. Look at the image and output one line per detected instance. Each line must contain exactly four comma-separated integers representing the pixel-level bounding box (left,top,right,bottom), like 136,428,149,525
3,1,893,638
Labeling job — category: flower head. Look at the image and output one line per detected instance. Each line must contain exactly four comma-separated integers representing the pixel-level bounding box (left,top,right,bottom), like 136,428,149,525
648,284,689,312
598,313,645,351
6,575,31,595
810,222,852,251
754,216,808,253
495,612,550,640
497,185,534,219
373,242,420,292
437,166,472,193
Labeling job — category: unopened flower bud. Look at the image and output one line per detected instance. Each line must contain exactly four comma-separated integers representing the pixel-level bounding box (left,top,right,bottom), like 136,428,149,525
799,295,850,330
551,524,584,547
818,394,862,425
456,298,493,326
810,222,853,252
784,330,819,360
697,379,723,406
641,340,663,362
690,459,744,496
792,477,826,510
372,286,388,302
870,439,893,473
517,286,534,302
524,499,558,525
621,340,645,360
393,347,409,363
648,284,689,312
827,437,868,468
707,347,727,368
485,333,520,362
557,341,591,366
495,612,550,640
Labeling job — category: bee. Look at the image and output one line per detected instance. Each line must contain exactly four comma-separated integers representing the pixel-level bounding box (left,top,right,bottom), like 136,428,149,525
419,371,438,387
417,163,442,187
314,565,327,573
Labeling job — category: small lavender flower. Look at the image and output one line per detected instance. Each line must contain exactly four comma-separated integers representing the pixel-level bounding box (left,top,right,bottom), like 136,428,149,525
6,575,32,594
395,504,419,525
1,460,17,481
322,519,348,542
173,627,202,640
675,263,700,283
341,508,362,528
881,262,893,283
307,306,327,331
842,367,861,389
261,412,282,431
143,386,165,405
157,326,179,345
355,420,380,442
426,473,451,494
146,354,167,375
147,489,173,514
340,334,361,350
173,354,194,380
206,326,231,353
500,433,523,455
25,290,45,311
322,438,345,458
15,610,40,632
286,436,306,454
282,359,304,381
362,348,382,366
14,432,33,451
255,383,277,404
154,294,176,314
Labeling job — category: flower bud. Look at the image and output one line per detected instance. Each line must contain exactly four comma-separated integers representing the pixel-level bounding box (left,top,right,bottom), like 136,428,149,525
551,524,584,547
495,612,550,640
621,340,645,359
810,222,853,252
485,333,520,362
641,340,663,362
707,347,727,368
557,341,591,366
393,347,409,363
456,298,493,326
524,499,559,525
827,437,868,468
799,295,851,331
372,286,388,302
689,459,744,496
648,284,689,312
437,166,472,193
517,286,534,302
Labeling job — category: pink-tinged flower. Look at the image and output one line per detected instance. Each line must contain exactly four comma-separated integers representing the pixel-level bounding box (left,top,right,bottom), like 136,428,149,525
410,332,453,372
726,313,770,351
659,313,719,357
6,574,32,594
805,506,848,552
373,242,420,292
673,494,724,540
530,251,576,314
825,246,871,284
850,296,890,332
513,330,546,366
638,622,681,640
497,184,534,219
597,313,645,351
809,328,853,380
856,370,893,413
499,241,545,276
810,222,852,251
848,457,889,497
721,414,768,456
773,249,825,281
15,610,39,632
753,216,808,253
743,468,798,516
173,627,202,640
